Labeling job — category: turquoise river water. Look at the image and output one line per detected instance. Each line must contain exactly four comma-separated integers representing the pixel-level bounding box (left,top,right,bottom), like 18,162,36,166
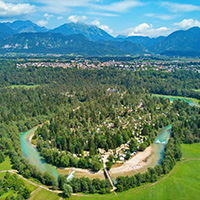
20,126,59,177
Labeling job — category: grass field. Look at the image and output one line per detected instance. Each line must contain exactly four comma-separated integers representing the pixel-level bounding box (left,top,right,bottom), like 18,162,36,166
192,89,200,92
31,189,61,200
69,143,200,200
1,144,200,200
0,156,12,171
7,85,40,89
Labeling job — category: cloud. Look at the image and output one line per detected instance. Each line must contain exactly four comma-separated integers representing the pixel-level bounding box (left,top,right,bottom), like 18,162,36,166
93,0,144,13
68,15,87,23
121,19,200,38
0,0,35,17
6,0,144,15
161,2,200,13
99,25,113,34
91,20,100,26
37,20,48,27
122,23,173,38
44,13,53,20
91,20,113,35
145,13,177,20
87,12,119,17
174,19,200,29
57,16,63,20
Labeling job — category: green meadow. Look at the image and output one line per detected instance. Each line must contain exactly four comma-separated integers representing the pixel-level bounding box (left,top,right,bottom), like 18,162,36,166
31,189,60,200
7,85,40,89
1,144,200,200
69,143,200,200
0,157,12,171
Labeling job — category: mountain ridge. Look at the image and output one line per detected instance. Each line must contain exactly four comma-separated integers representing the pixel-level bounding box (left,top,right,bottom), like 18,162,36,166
50,22,114,41
0,32,144,56
4,20,48,33
152,27,200,56
0,20,200,56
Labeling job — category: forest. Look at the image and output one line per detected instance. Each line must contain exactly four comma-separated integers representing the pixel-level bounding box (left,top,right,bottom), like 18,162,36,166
0,59,200,197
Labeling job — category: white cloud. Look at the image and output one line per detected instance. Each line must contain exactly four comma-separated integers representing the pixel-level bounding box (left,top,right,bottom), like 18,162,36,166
44,13,53,20
93,0,144,13
57,16,63,20
122,19,200,38
91,20,113,35
68,15,87,23
145,13,177,20
37,20,48,27
99,25,113,34
162,2,200,13
87,12,119,17
174,19,200,29
122,23,173,38
5,0,144,15
91,20,100,26
25,0,92,14
0,0,35,17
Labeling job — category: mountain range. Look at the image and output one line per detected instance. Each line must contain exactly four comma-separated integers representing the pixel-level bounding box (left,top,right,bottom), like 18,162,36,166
0,20,200,57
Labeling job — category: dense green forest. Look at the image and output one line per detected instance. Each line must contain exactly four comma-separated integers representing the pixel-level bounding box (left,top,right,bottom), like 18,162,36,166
35,90,172,170
0,60,200,196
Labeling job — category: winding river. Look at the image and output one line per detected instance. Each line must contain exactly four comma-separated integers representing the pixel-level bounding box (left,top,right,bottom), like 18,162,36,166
20,95,195,179
20,127,59,178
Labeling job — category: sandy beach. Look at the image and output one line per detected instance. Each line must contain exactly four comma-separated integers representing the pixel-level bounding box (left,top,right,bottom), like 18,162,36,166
28,132,35,143
58,167,105,180
109,145,156,178
27,127,38,148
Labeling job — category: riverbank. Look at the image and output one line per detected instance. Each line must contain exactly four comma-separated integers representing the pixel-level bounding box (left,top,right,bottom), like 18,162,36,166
21,123,171,180
58,167,105,180
20,124,59,178
28,131,36,148
109,145,153,179
58,144,159,180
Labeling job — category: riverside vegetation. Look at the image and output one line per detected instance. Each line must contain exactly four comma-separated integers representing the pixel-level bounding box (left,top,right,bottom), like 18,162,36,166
0,59,200,199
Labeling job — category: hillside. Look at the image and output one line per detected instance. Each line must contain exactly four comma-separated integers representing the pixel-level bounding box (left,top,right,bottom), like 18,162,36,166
0,24,16,40
4,20,48,33
98,40,148,54
153,27,200,56
117,35,165,48
0,32,126,56
50,22,114,41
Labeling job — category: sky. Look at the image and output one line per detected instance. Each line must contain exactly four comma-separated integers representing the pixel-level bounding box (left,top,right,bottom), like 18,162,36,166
1,0,200,38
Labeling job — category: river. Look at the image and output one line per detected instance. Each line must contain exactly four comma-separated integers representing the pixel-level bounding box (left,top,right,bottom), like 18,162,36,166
20,95,193,179
152,94,198,106
20,127,59,178
20,124,172,180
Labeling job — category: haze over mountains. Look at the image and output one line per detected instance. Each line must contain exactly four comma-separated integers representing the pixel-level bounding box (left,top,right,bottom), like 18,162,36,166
0,20,200,57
